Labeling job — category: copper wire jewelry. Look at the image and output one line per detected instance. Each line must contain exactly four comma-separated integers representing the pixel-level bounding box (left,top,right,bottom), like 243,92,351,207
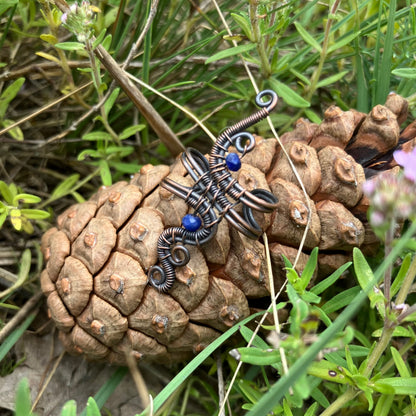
148,90,279,292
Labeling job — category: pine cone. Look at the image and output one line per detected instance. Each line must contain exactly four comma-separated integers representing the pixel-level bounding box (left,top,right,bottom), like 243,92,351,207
40,91,414,365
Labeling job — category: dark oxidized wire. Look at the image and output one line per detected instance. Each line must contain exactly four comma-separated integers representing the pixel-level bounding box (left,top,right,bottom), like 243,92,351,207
148,90,279,292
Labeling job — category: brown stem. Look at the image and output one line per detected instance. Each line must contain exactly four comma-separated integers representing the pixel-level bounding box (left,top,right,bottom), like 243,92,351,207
383,220,396,313
94,44,184,156
0,291,43,344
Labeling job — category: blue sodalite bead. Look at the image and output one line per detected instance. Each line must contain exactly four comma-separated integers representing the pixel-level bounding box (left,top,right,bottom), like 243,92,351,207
225,152,241,171
182,214,202,231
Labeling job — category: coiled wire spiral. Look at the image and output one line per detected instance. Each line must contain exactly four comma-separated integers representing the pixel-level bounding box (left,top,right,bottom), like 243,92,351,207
148,90,279,292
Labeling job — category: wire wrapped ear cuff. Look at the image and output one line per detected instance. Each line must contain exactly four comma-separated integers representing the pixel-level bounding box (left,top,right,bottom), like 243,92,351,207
148,90,279,292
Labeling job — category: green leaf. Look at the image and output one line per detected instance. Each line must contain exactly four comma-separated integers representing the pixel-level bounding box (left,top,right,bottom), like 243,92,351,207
18,248,31,281
105,145,134,157
391,347,411,377
304,108,321,124
99,160,112,186
0,77,25,119
231,12,253,41
345,346,357,374
61,400,77,416
0,180,14,204
55,42,85,51
286,267,300,287
269,78,310,108
304,402,318,416
82,131,112,141
392,68,416,79
353,248,385,315
20,208,50,220
363,387,374,411
374,394,394,416
372,382,396,395
283,398,293,416
15,379,33,416
85,397,101,416
298,247,318,292
307,360,350,384
236,347,282,366
311,262,351,295
103,87,120,118
72,191,85,204
2,119,24,140
40,33,58,45
327,31,361,54
51,174,80,198
316,71,349,89
10,208,22,230
301,291,321,304
110,161,141,174
353,248,375,292
12,193,41,205
376,377,416,395
119,124,146,140
321,286,361,314
205,43,257,64
390,253,411,297
294,21,322,52
92,29,107,49
0,0,17,15
239,325,270,349
0,210,7,228
101,34,112,51
236,379,263,404
77,149,102,160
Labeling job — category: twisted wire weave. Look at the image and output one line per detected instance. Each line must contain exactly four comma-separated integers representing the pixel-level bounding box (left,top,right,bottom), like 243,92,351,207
148,90,279,292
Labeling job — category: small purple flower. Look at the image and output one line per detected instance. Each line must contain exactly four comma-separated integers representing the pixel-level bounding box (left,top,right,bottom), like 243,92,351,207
370,211,385,226
394,147,416,182
61,12,68,24
362,179,376,196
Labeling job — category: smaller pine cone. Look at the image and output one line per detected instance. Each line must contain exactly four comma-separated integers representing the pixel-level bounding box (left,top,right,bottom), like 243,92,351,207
41,95,415,365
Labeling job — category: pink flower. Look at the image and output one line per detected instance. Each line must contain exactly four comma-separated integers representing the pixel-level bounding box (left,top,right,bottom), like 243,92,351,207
370,211,385,226
362,179,376,196
394,147,416,182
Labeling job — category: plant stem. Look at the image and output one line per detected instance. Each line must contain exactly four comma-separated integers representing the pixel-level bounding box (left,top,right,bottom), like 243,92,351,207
306,0,341,102
84,38,120,145
41,0,89,109
383,219,396,312
249,0,272,79
363,325,395,378
319,387,357,416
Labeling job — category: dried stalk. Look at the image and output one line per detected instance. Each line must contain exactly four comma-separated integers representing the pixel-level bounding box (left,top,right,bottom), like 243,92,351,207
0,291,43,344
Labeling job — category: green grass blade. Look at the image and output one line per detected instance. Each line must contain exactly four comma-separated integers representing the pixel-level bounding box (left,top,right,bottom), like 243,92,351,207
0,312,37,361
375,0,397,104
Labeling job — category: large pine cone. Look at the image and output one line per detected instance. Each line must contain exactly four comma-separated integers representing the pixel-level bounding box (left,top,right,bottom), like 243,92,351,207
40,93,415,365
